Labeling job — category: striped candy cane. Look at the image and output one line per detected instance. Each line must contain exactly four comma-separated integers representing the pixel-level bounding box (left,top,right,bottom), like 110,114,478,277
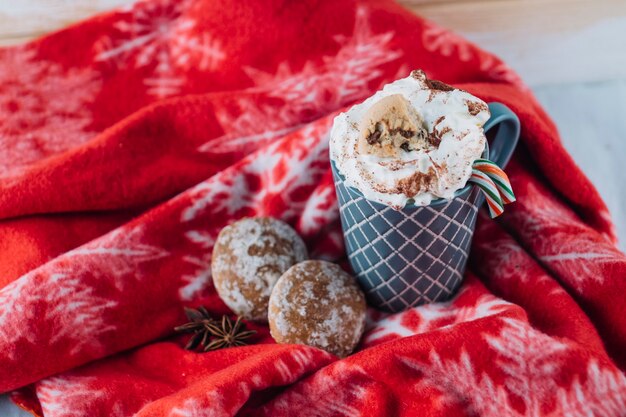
470,159,515,218
472,159,516,204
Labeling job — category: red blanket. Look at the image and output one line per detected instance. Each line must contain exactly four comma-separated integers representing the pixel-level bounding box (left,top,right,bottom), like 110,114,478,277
1,0,625,415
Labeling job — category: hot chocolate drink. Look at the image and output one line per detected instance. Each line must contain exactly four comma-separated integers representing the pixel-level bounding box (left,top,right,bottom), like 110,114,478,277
330,70,490,209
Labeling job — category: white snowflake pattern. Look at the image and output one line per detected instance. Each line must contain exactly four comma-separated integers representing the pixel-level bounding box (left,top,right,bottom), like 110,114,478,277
485,318,570,416
66,226,170,290
472,220,552,286
169,384,252,417
179,230,216,301
474,221,570,297
397,317,614,417
422,21,473,61
197,101,307,156
95,0,225,98
424,293,512,329
0,47,100,177
400,349,510,416
268,362,368,417
508,182,626,291
537,232,625,291
251,6,401,109
0,275,31,352
244,62,331,112
183,121,331,224
479,54,527,90
0,224,168,358
268,348,334,385
508,182,581,234
555,360,626,417
289,348,317,374
250,374,264,389
478,238,528,279
0,271,117,359
197,6,402,155
422,20,527,89
46,273,119,355
274,358,293,382
169,394,228,417
201,119,330,219
251,124,331,222
190,151,283,220
298,185,338,236
37,375,125,417
365,291,513,346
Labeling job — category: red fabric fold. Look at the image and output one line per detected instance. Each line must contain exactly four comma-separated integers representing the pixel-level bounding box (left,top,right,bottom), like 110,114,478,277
1,0,625,415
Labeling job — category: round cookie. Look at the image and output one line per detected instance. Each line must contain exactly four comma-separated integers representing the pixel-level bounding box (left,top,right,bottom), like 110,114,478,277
268,260,366,357
211,217,308,321
358,94,429,158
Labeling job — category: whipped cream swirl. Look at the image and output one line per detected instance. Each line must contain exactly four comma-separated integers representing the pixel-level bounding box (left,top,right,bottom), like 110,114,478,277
330,70,490,209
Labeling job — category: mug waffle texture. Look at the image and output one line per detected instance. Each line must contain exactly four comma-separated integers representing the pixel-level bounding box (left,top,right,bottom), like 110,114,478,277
334,172,480,312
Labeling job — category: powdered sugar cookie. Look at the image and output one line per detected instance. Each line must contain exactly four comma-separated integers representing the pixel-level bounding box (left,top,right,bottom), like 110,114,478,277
211,217,308,321
268,260,366,357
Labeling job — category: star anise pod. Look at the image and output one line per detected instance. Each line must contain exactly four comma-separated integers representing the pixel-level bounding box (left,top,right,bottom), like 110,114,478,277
174,307,256,351
174,306,218,350
203,315,256,351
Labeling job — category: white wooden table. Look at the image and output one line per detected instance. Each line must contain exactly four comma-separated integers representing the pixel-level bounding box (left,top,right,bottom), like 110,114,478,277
1,1,625,414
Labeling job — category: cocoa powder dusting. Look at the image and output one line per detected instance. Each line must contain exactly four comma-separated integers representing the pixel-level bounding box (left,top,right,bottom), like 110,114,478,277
466,101,487,116
427,116,449,147
425,78,454,92
377,159,418,171
427,131,442,147
410,69,426,80
396,168,437,196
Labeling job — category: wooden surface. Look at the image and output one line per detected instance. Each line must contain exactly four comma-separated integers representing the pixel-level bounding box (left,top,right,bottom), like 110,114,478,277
1,0,625,85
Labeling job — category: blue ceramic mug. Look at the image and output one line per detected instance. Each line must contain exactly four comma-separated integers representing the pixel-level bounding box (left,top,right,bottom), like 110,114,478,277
331,103,521,312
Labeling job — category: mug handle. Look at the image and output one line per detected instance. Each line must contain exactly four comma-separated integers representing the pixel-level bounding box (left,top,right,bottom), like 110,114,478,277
484,103,521,169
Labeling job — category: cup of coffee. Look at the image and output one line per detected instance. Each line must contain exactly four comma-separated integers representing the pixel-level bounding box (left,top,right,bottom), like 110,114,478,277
330,71,520,312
